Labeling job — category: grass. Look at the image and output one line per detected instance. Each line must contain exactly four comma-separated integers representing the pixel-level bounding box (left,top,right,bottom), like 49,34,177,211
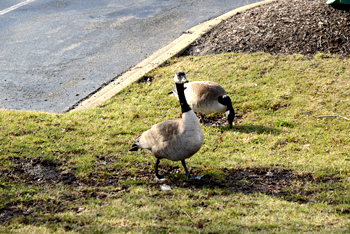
1,52,350,233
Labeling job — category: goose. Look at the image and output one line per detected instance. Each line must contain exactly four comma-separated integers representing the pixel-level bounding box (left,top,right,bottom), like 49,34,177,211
171,81,235,128
129,71,204,180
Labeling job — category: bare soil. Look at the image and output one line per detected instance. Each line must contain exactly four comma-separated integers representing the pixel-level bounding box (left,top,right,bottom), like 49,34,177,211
183,0,350,57
203,113,245,127
0,155,344,224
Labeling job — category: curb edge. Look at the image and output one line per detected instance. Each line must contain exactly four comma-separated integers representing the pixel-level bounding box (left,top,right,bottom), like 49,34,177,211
70,0,276,112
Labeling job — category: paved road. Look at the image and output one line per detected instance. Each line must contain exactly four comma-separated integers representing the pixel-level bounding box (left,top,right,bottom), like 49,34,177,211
0,0,261,113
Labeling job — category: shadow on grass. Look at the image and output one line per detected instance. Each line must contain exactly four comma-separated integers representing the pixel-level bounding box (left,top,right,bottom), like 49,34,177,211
204,114,282,135
0,156,347,225
231,124,281,135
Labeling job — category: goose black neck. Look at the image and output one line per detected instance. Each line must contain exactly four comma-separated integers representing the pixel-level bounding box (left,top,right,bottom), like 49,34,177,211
176,83,191,113
218,95,233,111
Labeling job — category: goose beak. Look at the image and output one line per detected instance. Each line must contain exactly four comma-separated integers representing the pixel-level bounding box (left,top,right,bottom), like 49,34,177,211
181,76,189,83
226,110,234,128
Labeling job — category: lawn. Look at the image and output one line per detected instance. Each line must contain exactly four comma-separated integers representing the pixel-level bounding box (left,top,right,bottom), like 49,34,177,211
1,52,350,233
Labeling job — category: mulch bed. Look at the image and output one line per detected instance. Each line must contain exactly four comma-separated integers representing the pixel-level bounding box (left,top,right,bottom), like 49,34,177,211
184,0,350,57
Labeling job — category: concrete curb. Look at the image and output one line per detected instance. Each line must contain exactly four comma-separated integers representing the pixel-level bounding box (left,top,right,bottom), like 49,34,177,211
70,0,276,112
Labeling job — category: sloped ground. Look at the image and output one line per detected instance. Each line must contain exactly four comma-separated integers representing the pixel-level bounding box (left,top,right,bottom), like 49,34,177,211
184,0,350,56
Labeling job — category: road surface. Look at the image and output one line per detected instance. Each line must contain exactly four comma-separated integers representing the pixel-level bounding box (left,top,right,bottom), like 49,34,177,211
0,0,261,113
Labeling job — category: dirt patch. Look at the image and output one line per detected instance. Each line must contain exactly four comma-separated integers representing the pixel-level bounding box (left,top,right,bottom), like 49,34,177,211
183,0,350,57
204,113,245,127
147,165,342,203
3,157,77,185
1,156,341,197
0,156,131,223
0,156,343,223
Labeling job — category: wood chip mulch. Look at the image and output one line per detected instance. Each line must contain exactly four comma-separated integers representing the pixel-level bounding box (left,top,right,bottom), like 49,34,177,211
183,0,350,57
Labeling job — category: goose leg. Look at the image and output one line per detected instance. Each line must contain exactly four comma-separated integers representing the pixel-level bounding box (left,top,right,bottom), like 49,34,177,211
181,160,204,180
154,159,165,180
181,159,192,179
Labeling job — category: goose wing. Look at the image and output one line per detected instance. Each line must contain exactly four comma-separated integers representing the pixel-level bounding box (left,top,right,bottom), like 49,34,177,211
135,119,181,154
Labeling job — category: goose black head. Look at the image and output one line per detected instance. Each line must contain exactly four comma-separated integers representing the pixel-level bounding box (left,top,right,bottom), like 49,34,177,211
225,109,235,128
218,95,235,128
174,71,188,84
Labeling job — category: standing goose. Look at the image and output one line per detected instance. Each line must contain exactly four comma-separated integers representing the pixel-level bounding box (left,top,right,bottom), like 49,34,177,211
171,81,235,128
129,71,204,180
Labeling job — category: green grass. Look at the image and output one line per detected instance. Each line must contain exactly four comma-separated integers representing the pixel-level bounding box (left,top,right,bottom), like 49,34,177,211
1,52,350,233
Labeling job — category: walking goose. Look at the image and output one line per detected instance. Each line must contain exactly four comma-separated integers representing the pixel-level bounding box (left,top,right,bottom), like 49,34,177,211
129,71,204,180
171,81,235,128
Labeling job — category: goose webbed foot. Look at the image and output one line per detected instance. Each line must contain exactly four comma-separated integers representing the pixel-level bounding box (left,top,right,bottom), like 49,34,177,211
181,160,203,180
154,173,166,181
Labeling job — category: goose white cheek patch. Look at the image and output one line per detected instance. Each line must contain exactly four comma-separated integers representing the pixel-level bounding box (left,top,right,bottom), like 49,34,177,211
225,110,230,118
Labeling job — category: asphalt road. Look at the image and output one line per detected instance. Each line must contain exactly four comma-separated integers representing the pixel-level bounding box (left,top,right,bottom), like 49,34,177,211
0,0,261,113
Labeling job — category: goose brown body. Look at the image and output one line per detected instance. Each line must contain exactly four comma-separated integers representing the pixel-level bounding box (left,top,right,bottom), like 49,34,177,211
172,80,235,128
134,111,203,162
184,81,227,115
